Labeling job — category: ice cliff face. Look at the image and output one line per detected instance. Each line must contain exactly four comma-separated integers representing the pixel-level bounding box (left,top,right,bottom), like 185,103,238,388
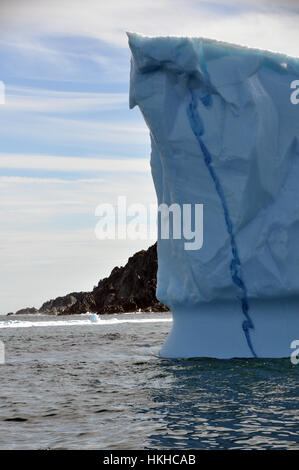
128,33,299,357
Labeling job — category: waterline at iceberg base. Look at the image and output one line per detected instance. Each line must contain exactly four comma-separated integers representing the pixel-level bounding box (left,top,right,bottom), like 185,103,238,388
160,301,299,359
128,33,299,359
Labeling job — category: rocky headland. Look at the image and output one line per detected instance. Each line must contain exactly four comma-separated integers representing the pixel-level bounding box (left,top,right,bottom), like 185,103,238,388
9,243,168,316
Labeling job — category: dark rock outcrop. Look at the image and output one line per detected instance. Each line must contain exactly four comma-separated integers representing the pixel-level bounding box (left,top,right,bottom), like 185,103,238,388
39,292,97,315
13,307,39,315
12,243,168,315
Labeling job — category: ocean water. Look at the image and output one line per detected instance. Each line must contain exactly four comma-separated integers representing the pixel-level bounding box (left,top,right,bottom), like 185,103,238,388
0,312,298,450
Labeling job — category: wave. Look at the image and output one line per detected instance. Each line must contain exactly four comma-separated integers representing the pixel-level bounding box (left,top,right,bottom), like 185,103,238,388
0,316,172,329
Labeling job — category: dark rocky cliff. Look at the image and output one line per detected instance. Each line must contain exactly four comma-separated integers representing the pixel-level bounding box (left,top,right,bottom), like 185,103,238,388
11,243,168,315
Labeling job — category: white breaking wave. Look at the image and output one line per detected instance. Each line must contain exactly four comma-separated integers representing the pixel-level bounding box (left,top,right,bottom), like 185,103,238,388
0,316,172,329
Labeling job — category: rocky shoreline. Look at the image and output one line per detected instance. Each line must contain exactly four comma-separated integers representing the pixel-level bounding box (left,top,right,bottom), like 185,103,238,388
8,243,169,316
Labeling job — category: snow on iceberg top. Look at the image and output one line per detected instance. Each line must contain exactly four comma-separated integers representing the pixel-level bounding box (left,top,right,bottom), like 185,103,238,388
127,32,299,65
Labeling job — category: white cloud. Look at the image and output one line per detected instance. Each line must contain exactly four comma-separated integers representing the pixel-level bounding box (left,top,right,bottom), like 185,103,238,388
0,154,149,172
0,108,149,147
0,96,149,148
0,172,155,218
5,86,128,113
0,176,105,184
0,0,298,57
0,35,129,84
0,169,157,313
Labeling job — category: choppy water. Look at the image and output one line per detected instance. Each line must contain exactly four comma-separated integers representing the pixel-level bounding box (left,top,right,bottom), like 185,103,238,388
0,312,298,450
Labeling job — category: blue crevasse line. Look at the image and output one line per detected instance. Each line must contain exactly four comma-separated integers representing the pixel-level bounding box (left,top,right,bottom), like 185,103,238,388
187,87,257,358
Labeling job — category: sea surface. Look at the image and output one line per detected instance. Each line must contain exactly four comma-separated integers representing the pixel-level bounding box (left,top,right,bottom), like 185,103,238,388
0,312,298,450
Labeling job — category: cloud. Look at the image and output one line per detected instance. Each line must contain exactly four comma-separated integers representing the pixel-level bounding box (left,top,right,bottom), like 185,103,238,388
238,0,299,10
0,171,156,229
0,176,105,184
5,86,128,113
0,169,156,313
0,0,298,56
0,84,149,154
0,35,129,83
0,154,149,172
0,111,149,154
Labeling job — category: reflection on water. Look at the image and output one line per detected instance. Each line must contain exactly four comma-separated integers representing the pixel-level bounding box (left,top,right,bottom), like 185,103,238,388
0,313,298,449
142,358,299,449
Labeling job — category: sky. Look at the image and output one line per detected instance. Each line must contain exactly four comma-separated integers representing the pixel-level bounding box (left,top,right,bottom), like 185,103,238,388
0,0,298,313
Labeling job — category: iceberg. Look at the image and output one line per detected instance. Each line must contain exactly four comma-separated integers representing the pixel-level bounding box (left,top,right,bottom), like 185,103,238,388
128,33,299,358
90,313,100,323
